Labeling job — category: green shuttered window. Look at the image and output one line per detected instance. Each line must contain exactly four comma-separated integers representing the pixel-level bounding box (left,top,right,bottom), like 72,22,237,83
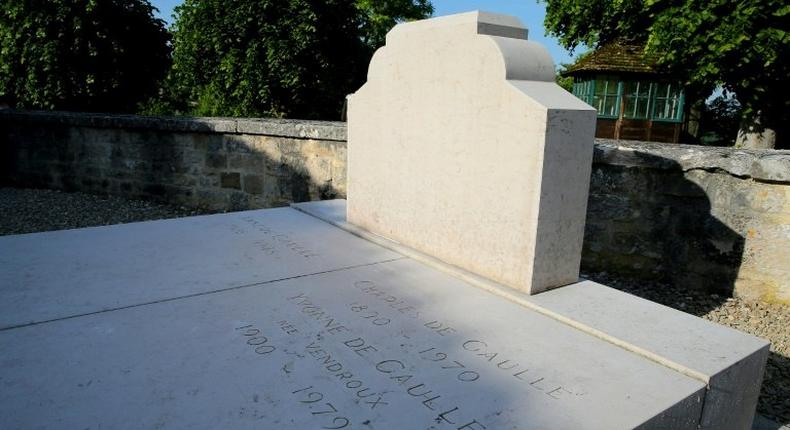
572,76,684,122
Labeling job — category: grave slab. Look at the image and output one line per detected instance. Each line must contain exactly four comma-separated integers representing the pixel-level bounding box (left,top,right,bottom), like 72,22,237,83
0,207,401,329
295,199,771,430
1,244,706,429
527,280,770,430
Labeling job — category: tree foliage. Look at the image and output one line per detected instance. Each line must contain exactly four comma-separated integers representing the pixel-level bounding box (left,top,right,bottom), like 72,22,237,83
0,0,171,112
167,0,433,119
541,0,789,132
700,95,742,146
555,51,591,93
357,0,433,48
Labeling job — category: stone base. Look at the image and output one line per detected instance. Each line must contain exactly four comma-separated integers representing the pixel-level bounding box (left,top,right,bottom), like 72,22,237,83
0,201,768,429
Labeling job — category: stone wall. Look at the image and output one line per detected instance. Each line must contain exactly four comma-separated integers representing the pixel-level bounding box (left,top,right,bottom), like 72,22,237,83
0,110,346,211
2,110,788,303
586,140,790,304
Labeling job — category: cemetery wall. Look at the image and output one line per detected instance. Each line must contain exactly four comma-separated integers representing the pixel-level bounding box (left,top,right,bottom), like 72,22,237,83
1,110,788,303
0,110,347,211
586,140,790,304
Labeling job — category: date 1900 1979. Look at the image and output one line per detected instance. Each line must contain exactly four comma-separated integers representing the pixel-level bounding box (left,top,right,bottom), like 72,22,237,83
236,324,351,429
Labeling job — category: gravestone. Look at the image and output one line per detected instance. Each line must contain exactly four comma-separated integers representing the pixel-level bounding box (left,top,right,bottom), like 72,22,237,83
0,207,727,430
347,11,596,295
0,11,770,430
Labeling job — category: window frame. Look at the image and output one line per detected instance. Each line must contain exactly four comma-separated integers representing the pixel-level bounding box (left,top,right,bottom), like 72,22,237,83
571,75,685,124
622,80,654,120
573,76,621,119
650,83,685,123
592,75,621,119
572,78,595,106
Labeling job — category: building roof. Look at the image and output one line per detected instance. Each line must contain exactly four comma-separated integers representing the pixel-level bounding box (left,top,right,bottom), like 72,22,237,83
562,41,663,76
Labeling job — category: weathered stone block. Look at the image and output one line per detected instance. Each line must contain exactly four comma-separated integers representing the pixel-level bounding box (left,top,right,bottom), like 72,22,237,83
205,153,227,169
195,188,229,211
198,173,220,188
243,174,264,195
228,191,250,211
142,183,167,196
228,153,265,171
220,172,241,190
225,136,254,154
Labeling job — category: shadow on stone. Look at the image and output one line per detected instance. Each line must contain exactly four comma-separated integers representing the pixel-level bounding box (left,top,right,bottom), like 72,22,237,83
582,146,744,313
580,146,790,425
760,352,790,426
1,113,343,212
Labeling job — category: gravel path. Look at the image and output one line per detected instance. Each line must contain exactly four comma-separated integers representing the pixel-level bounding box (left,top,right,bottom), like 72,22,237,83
1,187,788,425
0,188,211,235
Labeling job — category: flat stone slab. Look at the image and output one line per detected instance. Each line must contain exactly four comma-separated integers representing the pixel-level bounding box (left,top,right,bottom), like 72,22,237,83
0,208,401,329
294,199,770,430
1,246,705,429
2,202,772,429
0,206,717,429
528,280,769,430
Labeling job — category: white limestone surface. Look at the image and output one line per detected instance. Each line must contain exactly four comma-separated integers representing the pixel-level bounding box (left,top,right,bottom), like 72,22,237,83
528,281,770,430
295,199,771,430
347,11,596,295
0,208,401,329
0,255,706,430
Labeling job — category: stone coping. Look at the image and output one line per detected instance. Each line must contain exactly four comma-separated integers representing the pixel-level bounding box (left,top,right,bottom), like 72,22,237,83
2,109,788,182
595,138,790,183
0,109,347,141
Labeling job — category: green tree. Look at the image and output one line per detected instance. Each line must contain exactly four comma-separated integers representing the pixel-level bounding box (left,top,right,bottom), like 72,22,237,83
541,0,789,148
555,66,574,92
357,0,433,48
700,95,743,146
167,0,432,119
0,0,171,112
556,50,591,93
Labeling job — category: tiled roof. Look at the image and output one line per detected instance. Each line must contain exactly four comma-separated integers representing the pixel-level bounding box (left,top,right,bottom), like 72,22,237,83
562,42,663,76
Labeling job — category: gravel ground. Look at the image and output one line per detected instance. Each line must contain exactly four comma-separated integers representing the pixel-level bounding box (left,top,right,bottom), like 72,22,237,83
0,188,212,235
1,187,788,425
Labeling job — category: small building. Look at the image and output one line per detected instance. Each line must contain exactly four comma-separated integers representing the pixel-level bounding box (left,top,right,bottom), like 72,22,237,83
562,42,687,143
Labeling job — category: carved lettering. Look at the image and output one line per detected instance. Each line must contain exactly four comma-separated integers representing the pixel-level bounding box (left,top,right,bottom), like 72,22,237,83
286,293,348,335
462,339,582,401
303,340,387,410
374,359,484,426
240,217,320,258
342,337,379,357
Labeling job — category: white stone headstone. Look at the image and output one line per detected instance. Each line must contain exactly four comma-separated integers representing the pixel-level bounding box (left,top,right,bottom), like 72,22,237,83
347,11,596,295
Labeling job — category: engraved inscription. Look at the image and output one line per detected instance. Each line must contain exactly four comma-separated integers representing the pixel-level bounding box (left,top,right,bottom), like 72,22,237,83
235,322,369,427
348,303,391,326
291,386,350,429
351,279,587,401
278,319,300,335
304,340,390,410
461,340,584,400
231,280,589,429
239,216,321,258
236,324,277,355
287,293,350,335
